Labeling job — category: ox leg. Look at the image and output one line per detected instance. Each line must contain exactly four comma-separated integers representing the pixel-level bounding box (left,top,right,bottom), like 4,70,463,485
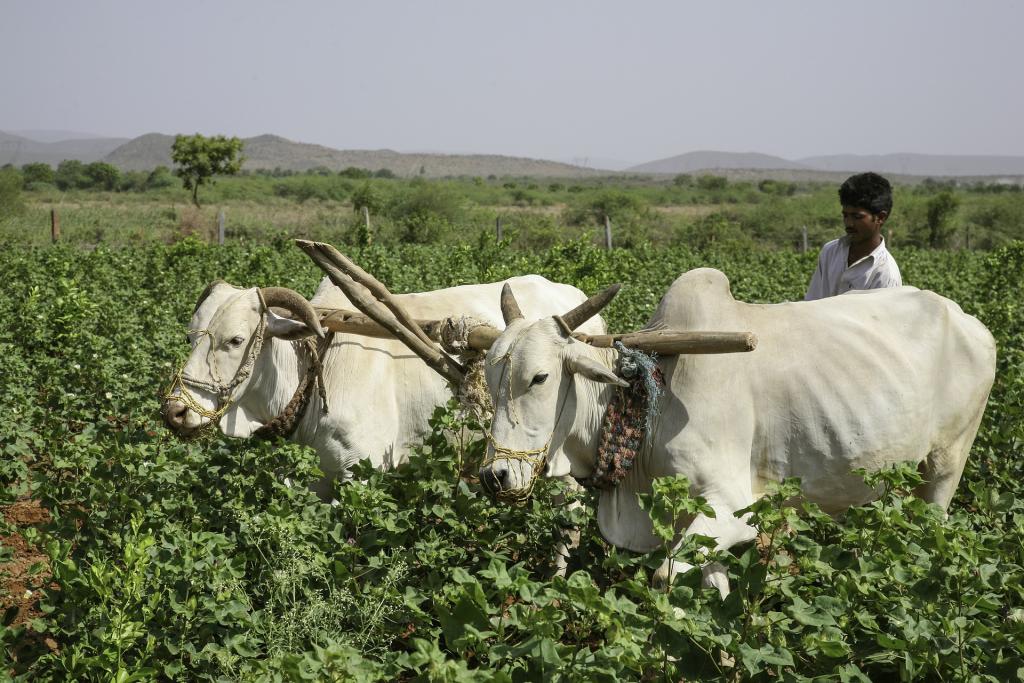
652,498,758,599
550,476,584,578
309,475,340,505
915,407,986,511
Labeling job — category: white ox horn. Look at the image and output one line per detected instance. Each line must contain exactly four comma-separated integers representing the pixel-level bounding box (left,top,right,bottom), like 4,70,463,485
500,282,524,325
259,287,325,338
558,283,622,333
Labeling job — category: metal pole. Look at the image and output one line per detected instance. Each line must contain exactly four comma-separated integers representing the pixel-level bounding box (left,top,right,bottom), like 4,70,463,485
801,225,808,253
217,210,225,245
50,208,60,243
604,215,612,250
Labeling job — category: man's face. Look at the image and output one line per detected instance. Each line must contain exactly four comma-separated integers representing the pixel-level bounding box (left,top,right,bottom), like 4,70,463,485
842,205,887,245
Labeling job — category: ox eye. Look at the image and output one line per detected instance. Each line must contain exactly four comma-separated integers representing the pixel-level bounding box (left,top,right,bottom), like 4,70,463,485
228,335,245,348
530,373,548,387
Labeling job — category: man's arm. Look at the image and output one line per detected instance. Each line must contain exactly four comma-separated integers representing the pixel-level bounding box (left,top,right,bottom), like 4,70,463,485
804,250,827,301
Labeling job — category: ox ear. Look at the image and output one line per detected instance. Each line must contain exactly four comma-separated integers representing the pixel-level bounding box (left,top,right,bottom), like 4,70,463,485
265,309,317,341
565,354,629,387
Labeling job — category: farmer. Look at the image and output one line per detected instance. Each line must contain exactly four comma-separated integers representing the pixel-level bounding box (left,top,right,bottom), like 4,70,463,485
805,172,902,300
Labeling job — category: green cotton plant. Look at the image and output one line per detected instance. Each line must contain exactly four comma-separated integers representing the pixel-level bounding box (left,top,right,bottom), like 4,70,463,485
43,514,161,680
1,241,1023,681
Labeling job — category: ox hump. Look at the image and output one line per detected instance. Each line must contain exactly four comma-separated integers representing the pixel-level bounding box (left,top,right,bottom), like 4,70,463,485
652,268,736,328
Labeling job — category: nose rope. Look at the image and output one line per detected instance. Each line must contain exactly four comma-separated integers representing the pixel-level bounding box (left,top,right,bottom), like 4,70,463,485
482,337,574,503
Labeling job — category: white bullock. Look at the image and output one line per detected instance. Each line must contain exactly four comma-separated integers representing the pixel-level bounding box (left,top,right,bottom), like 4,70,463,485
478,268,996,596
162,275,606,501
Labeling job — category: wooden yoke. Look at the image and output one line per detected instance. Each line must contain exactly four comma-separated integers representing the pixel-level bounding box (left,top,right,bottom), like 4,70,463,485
295,240,467,386
295,239,758,381
573,329,757,355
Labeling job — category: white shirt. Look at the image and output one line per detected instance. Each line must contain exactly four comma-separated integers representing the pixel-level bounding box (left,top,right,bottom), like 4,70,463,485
804,236,902,301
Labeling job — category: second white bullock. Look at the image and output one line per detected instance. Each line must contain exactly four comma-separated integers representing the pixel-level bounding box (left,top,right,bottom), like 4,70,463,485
478,268,996,596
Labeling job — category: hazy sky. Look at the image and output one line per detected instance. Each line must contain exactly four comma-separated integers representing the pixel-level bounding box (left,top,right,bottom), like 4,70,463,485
3,0,1022,165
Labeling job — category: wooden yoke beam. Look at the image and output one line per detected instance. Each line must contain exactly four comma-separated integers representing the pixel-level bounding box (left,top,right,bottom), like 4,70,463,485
295,240,466,385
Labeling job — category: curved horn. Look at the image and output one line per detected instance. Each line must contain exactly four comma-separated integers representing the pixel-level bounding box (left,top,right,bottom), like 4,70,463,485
259,287,325,338
560,284,622,332
193,279,227,315
500,282,524,325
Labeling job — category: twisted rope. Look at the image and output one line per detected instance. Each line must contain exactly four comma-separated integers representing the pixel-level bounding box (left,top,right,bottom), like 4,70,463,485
582,342,663,490
253,333,333,440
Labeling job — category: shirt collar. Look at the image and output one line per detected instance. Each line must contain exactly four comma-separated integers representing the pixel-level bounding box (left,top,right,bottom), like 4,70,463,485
841,235,888,268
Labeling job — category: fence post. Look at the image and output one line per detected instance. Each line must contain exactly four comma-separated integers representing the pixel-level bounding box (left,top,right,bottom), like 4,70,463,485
801,225,808,253
496,216,503,241
363,206,370,232
50,208,60,243
604,214,612,250
217,210,225,245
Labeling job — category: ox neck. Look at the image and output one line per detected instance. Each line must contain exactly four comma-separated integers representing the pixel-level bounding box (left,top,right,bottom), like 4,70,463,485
559,346,618,478
240,337,307,426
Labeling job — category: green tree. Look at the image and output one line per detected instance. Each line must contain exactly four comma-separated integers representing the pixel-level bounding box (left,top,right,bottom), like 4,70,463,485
170,134,244,206
84,162,121,191
21,162,54,186
54,159,88,190
926,190,960,248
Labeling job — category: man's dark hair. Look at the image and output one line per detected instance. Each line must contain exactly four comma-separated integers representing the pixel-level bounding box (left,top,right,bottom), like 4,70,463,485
839,172,893,215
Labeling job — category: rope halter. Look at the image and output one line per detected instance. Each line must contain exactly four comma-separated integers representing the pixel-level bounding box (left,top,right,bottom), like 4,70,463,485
481,320,573,503
164,290,269,429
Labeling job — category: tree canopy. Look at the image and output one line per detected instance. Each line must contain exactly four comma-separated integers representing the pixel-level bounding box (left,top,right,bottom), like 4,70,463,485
171,134,244,206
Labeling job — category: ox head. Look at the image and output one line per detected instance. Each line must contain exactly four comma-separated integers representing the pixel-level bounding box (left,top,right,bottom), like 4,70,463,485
479,283,626,502
161,281,324,438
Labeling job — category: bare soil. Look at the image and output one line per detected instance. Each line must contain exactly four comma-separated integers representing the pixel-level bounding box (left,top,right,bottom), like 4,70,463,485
1,498,58,653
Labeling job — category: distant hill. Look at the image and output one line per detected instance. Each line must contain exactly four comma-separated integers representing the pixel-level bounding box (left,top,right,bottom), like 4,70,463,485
10,129,110,143
103,133,602,178
562,156,637,171
103,133,176,169
0,131,129,167
8,126,1024,180
625,148,1024,179
627,150,809,174
797,153,1024,177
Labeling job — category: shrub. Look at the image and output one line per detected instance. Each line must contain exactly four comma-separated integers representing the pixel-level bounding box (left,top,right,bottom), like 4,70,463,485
0,167,25,218
697,174,729,191
145,166,176,190
339,167,372,179
387,181,465,243
926,191,960,247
